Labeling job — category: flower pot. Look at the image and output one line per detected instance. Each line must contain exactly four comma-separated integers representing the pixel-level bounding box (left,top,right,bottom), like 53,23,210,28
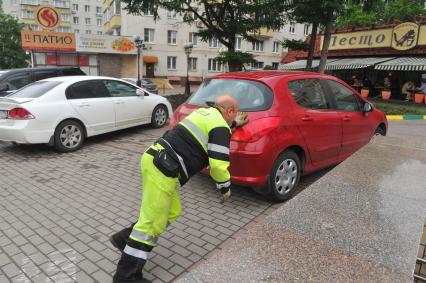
360,89,369,98
381,90,391,100
414,93,425,103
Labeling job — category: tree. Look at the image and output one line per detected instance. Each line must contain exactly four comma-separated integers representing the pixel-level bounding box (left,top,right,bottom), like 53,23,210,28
382,0,425,23
121,0,288,71
0,12,28,69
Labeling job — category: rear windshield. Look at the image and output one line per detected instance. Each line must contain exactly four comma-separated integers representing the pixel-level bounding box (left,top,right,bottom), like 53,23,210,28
187,79,274,111
8,81,61,98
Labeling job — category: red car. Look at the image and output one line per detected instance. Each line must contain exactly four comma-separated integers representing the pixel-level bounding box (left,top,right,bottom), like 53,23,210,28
170,71,387,201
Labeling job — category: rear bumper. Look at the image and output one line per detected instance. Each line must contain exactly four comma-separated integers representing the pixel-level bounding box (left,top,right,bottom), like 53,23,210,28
0,120,53,144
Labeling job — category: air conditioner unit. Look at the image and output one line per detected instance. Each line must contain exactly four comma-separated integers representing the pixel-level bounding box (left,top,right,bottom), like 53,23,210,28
196,21,203,28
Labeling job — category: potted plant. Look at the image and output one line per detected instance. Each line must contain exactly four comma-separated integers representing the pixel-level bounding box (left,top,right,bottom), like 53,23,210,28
414,91,425,103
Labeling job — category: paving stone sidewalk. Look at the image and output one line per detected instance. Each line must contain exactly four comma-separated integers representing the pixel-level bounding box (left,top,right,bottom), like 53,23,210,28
0,125,326,283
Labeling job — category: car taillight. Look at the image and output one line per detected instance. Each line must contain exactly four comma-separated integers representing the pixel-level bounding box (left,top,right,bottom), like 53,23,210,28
231,117,280,143
7,108,35,120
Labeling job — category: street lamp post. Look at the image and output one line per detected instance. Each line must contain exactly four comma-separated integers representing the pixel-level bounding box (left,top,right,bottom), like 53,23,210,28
183,43,193,96
133,35,145,87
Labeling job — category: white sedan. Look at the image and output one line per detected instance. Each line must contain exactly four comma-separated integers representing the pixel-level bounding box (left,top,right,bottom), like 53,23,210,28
0,76,173,152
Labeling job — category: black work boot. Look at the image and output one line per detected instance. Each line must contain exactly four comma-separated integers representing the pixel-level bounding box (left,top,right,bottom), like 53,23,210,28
110,223,136,251
113,240,153,283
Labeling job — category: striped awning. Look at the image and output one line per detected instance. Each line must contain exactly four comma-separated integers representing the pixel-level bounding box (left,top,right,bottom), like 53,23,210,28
374,57,426,71
325,57,395,70
279,59,339,70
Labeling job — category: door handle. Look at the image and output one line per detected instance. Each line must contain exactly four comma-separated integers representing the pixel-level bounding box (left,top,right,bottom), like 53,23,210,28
114,100,124,104
77,102,90,107
301,115,313,121
343,115,352,121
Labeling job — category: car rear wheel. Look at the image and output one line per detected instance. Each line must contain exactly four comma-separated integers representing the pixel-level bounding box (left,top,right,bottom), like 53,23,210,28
269,150,301,202
54,120,85,152
151,105,168,128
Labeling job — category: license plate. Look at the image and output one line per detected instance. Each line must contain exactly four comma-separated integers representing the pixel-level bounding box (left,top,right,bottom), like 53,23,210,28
0,110,7,119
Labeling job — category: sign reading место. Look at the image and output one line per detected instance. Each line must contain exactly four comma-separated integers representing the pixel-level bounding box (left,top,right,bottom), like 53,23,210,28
21,30,76,51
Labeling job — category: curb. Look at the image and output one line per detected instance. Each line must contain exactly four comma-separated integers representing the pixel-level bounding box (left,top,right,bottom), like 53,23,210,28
386,115,426,120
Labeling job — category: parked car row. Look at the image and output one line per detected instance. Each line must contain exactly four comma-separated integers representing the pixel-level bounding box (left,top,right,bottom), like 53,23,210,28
0,68,387,202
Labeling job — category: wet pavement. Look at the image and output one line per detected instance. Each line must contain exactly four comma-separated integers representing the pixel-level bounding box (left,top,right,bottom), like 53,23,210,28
176,136,426,282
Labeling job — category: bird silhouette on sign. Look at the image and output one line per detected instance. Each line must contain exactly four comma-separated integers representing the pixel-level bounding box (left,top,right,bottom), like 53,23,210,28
393,29,416,47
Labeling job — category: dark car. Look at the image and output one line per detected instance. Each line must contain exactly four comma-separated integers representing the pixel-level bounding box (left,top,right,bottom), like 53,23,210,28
0,67,86,97
121,78,159,94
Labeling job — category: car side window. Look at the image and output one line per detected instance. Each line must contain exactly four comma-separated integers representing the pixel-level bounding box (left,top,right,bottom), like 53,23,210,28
66,80,110,99
325,80,362,112
34,71,57,81
104,80,138,97
288,79,330,110
5,75,32,91
62,69,85,76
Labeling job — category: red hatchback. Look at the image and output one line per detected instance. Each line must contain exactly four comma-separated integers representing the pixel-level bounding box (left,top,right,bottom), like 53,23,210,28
170,71,387,201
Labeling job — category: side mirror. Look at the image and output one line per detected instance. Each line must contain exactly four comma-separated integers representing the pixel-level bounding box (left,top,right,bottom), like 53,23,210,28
0,83,9,92
136,89,145,98
363,102,373,113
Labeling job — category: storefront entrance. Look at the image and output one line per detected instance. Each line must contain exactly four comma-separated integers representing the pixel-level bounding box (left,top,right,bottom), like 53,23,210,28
146,63,155,78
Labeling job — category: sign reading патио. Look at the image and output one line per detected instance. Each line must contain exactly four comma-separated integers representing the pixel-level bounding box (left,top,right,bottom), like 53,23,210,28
321,22,426,51
21,30,76,52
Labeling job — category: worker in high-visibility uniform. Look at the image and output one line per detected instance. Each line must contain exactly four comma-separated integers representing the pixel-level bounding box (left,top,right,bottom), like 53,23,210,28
111,95,248,283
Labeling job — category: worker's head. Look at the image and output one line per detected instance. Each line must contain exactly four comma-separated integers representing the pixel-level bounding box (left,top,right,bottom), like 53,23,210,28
215,95,239,126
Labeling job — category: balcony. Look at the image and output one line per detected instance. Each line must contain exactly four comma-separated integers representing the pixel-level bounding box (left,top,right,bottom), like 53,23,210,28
20,0,39,5
109,15,121,29
252,28,274,38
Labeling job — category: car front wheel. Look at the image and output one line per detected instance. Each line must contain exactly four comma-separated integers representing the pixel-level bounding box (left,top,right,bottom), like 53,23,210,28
374,126,386,136
54,120,85,152
269,150,301,202
151,105,168,128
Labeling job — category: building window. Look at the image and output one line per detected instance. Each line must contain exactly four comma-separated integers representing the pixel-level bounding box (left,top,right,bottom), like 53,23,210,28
114,0,121,15
208,59,222,72
290,22,296,34
252,61,264,69
60,14,70,22
167,56,177,70
189,32,198,46
97,31,103,35
21,0,38,5
252,40,264,52
86,30,92,35
85,18,91,25
272,62,279,69
144,28,155,43
97,18,102,26
73,17,79,24
235,37,242,50
209,38,221,48
304,24,310,36
26,24,40,31
72,4,78,12
96,6,102,15
56,26,71,32
54,0,69,8
167,10,177,18
273,41,280,53
168,30,177,45
85,5,90,12
189,57,197,71
143,7,154,16
21,10,34,19
75,29,80,34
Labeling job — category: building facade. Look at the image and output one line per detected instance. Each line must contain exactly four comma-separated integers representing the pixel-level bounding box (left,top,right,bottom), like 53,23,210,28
1,0,104,35
102,0,310,80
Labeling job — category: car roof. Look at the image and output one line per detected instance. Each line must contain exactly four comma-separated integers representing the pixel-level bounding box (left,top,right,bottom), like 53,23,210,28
0,67,81,74
212,70,323,81
43,76,131,83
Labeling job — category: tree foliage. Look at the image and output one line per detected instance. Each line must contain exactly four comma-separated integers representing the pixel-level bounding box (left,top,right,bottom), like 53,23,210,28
0,12,28,69
215,51,256,71
121,0,288,71
281,39,309,51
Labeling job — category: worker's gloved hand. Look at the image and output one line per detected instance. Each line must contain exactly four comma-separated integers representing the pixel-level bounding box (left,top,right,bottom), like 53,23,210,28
234,112,249,127
220,186,231,203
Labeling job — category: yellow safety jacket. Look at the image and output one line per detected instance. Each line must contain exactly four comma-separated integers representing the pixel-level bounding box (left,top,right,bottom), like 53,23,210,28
162,107,231,188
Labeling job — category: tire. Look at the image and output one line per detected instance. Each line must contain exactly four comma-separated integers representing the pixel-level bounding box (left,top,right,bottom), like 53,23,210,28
268,150,301,202
54,120,85,152
374,126,386,136
151,105,168,128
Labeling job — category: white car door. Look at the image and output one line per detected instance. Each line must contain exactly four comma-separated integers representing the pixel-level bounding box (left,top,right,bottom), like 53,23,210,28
103,80,151,129
66,80,115,135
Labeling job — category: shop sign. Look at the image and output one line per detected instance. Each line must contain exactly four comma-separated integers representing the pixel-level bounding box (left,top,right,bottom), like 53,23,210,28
36,5,61,30
322,22,423,51
76,35,137,54
21,30,76,51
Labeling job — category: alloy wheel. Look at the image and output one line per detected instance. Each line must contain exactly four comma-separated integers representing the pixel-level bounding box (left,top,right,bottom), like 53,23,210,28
59,125,82,149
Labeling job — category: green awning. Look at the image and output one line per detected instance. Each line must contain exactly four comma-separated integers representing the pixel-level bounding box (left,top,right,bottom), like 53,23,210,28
278,59,340,70
374,57,426,71
325,57,395,70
